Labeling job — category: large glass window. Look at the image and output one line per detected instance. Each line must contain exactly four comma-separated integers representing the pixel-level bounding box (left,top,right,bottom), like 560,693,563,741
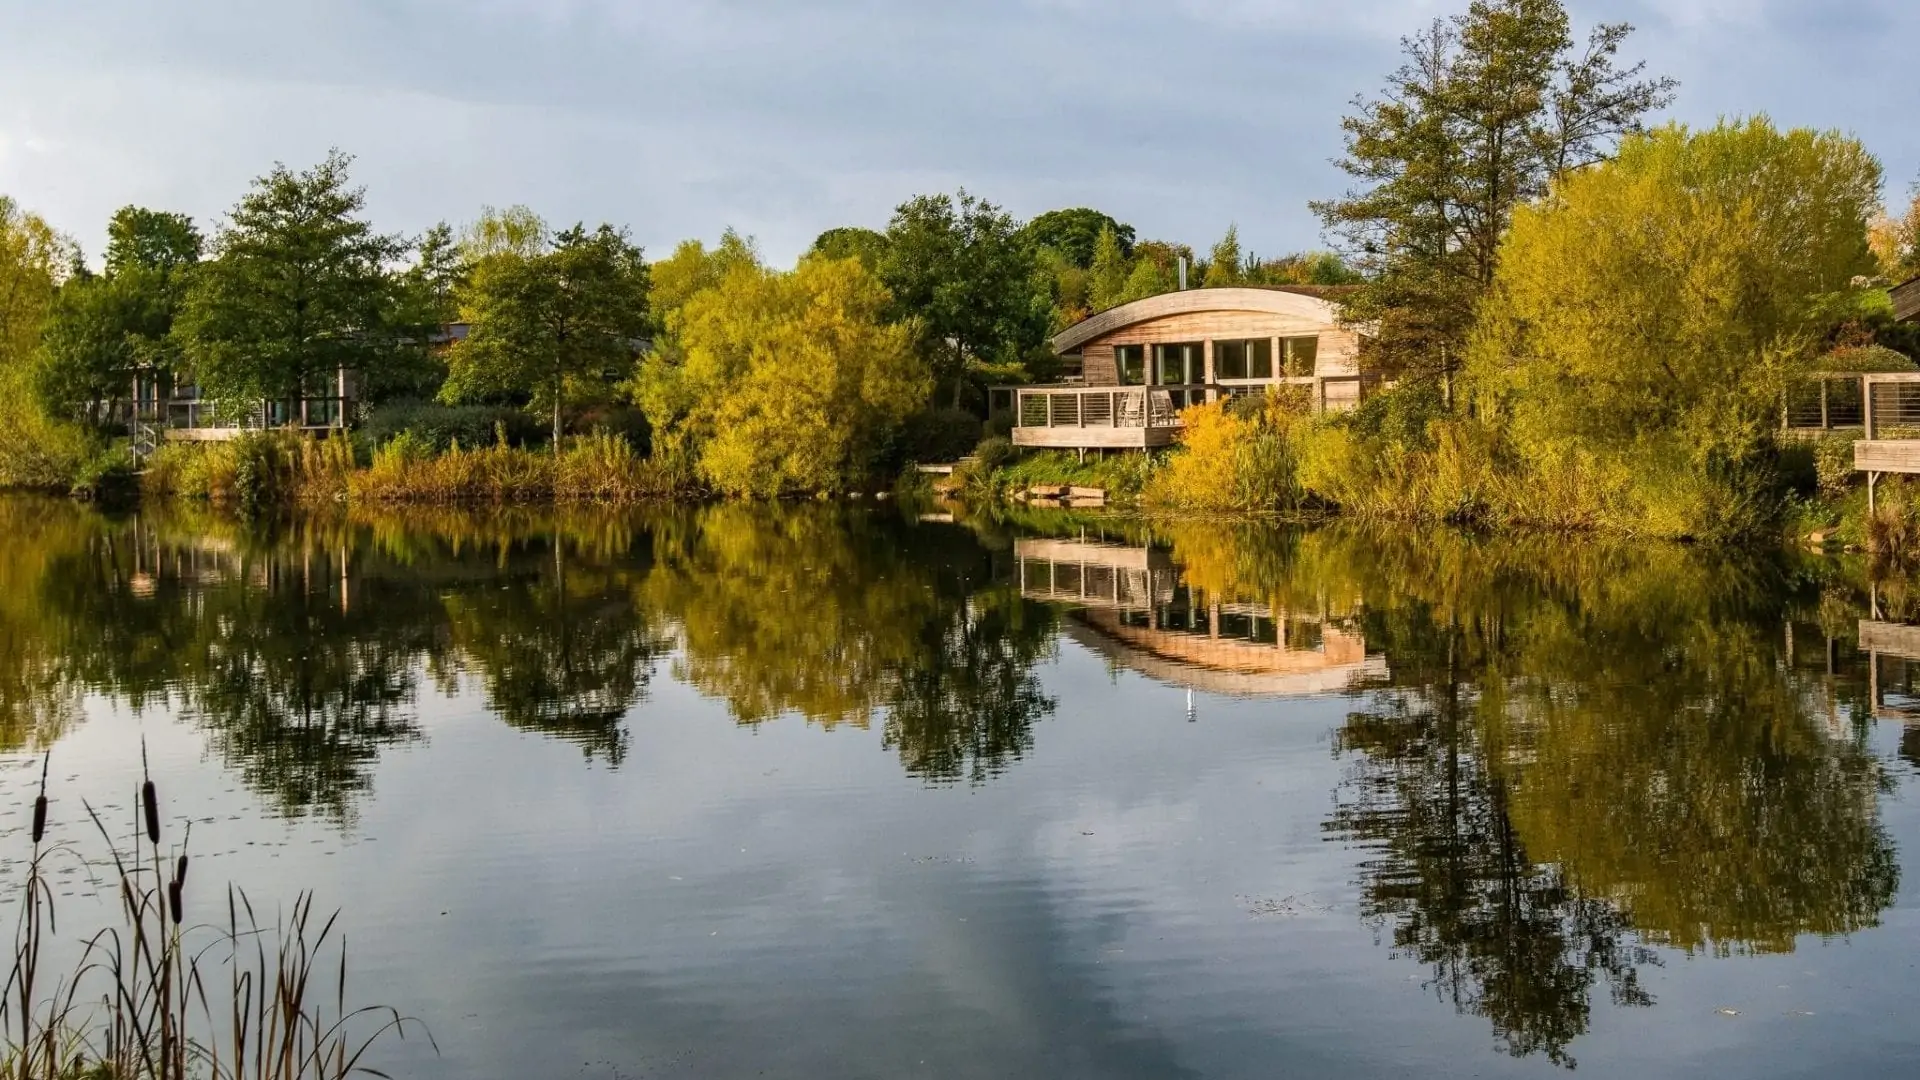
1154,342,1203,385
1115,344,1146,386
1215,339,1274,381
1283,336,1320,377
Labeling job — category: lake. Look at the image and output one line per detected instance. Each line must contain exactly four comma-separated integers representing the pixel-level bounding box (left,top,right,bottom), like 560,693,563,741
2,497,1917,1078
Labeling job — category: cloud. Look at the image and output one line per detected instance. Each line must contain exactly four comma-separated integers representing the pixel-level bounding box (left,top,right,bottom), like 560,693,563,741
0,0,1914,264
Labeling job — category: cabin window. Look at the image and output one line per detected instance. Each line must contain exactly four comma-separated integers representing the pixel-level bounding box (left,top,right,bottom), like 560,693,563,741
1282,336,1319,377
1153,342,1204,385
1115,344,1146,385
1214,339,1274,381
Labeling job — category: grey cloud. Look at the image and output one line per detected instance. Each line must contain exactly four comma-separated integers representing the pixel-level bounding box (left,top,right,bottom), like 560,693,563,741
1,0,1914,265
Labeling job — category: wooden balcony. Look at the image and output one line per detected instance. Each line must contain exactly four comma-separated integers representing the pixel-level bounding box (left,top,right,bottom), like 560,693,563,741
1011,385,1213,449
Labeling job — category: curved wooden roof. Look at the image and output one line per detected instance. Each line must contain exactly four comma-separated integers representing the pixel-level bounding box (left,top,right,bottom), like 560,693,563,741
1050,287,1344,354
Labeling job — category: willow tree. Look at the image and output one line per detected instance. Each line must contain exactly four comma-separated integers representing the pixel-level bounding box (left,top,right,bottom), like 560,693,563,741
1467,119,1883,533
637,255,929,496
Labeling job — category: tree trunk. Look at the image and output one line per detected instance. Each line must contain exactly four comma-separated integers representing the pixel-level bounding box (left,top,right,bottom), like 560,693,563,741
553,372,564,448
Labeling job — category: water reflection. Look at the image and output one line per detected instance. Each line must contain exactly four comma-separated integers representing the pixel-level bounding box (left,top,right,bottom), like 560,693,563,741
0,498,1912,1070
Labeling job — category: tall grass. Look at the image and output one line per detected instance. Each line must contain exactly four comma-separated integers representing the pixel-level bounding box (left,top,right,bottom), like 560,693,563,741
141,429,692,508
3,747,430,1079
349,431,688,504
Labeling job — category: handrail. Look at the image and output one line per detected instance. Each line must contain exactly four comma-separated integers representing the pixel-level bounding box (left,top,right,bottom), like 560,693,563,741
1013,384,1216,429
1864,373,1920,440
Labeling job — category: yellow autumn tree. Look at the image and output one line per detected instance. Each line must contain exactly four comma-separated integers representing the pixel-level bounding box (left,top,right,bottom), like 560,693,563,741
635,254,930,496
1468,117,1883,534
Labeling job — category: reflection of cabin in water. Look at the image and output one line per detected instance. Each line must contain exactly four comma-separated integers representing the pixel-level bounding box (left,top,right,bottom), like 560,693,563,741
1014,537,1386,697
1857,618,1920,766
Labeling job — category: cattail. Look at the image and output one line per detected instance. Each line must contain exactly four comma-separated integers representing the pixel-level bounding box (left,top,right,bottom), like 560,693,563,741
176,852,189,888
143,780,160,845
31,754,49,843
167,879,183,926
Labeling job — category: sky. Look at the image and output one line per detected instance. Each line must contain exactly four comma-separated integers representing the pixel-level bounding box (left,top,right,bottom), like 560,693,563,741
1,0,1916,267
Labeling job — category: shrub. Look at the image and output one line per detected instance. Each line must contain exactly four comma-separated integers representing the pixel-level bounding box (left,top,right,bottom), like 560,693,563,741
1813,434,1857,500
899,407,983,465
1143,397,1304,513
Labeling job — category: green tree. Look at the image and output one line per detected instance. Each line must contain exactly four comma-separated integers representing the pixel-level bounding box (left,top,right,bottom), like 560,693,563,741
879,191,1051,407
1201,224,1244,287
442,221,651,445
1087,225,1132,312
1021,208,1136,269
105,206,202,276
37,206,203,422
1468,118,1883,530
1313,0,1675,393
176,151,408,421
809,226,890,272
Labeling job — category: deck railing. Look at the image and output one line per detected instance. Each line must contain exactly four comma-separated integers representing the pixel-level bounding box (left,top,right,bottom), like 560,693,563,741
1864,373,1920,440
1784,374,1868,432
1013,385,1216,430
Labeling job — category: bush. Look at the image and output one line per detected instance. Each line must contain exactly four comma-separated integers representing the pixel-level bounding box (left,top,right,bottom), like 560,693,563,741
899,407,983,465
1143,397,1305,513
971,435,1015,474
1813,434,1857,500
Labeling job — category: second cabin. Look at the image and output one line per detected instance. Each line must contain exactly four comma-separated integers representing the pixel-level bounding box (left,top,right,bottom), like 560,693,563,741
1001,287,1370,451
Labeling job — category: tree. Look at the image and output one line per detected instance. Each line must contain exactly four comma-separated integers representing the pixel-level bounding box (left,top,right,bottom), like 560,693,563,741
879,191,1052,407
176,151,408,421
637,256,929,495
1021,208,1135,269
1313,0,1675,393
0,196,92,486
1469,119,1882,529
650,228,760,318
809,226,890,272
104,207,202,276
1202,224,1244,287
442,221,651,445
1115,240,1189,305
37,206,203,422
1087,226,1131,312
1871,176,1920,282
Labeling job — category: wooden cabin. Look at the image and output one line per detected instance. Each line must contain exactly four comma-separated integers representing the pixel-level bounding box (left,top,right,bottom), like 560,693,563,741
1006,287,1367,450
1893,276,1920,324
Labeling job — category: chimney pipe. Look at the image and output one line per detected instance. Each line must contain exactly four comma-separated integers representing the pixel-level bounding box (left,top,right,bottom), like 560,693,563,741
1177,257,1188,290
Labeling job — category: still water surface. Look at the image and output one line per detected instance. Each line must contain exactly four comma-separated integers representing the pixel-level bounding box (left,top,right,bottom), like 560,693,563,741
2,498,1918,1077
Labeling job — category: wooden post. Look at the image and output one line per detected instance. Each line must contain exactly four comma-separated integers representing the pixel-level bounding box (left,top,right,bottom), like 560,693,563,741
1820,379,1830,430
1046,393,1055,428
1866,377,1877,440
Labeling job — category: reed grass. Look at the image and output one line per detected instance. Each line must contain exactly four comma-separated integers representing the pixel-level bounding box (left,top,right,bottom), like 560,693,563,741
3,745,431,1079
349,431,688,505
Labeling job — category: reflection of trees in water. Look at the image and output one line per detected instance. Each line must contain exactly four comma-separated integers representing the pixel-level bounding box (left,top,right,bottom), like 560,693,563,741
642,505,1057,783
1329,661,1656,1069
442,543,665,766
1296,531,1900,1068
1,501,1063,819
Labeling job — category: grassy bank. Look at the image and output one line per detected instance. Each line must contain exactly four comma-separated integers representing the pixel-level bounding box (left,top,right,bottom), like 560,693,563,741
139,430,694,508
